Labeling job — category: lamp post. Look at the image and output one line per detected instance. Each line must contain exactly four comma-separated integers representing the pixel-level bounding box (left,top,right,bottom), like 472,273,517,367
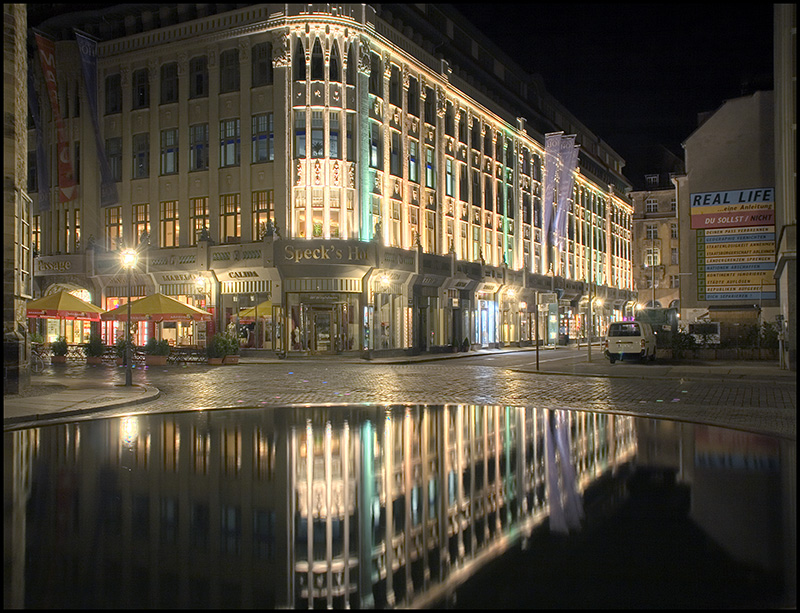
121,248,138,386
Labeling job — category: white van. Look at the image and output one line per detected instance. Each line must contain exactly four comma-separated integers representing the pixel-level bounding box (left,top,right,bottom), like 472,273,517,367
603,320,656,364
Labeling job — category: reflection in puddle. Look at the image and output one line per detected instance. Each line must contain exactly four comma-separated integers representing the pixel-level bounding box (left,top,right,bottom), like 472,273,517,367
4,406,795,608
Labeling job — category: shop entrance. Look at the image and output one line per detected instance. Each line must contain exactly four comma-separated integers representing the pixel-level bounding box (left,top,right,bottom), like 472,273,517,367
289,295,357,354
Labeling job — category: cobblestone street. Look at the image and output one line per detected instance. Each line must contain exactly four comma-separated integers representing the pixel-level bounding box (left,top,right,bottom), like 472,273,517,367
21,355,794,439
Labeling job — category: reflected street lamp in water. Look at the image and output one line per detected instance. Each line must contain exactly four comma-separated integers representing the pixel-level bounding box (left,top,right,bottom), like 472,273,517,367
121,248,138,386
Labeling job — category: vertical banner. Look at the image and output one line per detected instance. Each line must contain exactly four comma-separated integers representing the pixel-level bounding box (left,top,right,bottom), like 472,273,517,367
35,33,77,204
543,132,563,262
554,136,579,251
74,30,119,208
27,67,52,212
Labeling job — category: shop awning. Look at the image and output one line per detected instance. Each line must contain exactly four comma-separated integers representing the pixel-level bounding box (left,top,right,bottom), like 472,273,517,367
26,290,106,321
100,292,212,322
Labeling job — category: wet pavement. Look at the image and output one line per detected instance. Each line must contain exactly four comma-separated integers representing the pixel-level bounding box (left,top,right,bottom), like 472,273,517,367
3,345,796,440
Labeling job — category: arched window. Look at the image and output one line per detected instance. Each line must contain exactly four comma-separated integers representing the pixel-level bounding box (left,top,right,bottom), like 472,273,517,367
346,42,356,85
329,40,341,82
310,39,324,81
293,39,306,81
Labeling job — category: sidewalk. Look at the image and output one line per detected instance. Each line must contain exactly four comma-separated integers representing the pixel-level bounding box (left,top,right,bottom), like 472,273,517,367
4,345,793,430
4,380,160,428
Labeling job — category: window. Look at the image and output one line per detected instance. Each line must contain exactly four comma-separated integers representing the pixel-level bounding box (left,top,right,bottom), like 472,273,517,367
219,194,241,242
252,190,274,240
471,119,481,150
671,247,679,265
389,65,401,106
645,247,660,266
251,42,273,86
105,206,122,251
459,164,468,202
670,197,676,212
221,506,241,555
253,510,275,560
329,112,340,159
74,141,80,182
671,223,678,239
106,137,122,181
670,275,680,288
160,129,179,175
310,111,324,158
294,111,306,158
189,124,209,171
424,87,435,125
472,169,481,206
32,215,41,254
645,197,658,213
390,131,401,176
346,113,355,162
105,74,121,114
73,209,80,251
408,139,419,183
293,39,306,80
458,111,467,143
160,63,178,104
425,147,435,188
329,41,341,82
346,42,356,86
369,122,382,169
160,200,180,248
27,152,37,192
444,102,454,136
445,158,454,196
251,113,274,163
645,174,658,187
189,56,208,98
310,39,324,80
484,176,493,211
190,197,209,245
132,68,149,109
646,224,658,240
219,49,240,93
408,76,419,117
132,133,149,179
132,203,150,245
369,53,381,96
484,127,493,157
219,119,240,167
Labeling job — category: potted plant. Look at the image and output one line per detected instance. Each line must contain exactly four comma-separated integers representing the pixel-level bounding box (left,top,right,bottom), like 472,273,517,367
223,333,240,364
51,336,68,363
206,333,228,365
115,336,135,366
144,337,170,366
84,332,106,364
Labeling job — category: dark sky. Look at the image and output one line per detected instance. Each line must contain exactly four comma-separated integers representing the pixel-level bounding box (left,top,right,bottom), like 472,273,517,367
453,3,774,181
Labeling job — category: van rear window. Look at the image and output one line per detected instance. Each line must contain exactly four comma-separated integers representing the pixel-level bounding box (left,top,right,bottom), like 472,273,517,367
608,323,641,337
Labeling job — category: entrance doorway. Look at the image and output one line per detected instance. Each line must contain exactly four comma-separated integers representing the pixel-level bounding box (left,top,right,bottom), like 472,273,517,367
313,310,331,353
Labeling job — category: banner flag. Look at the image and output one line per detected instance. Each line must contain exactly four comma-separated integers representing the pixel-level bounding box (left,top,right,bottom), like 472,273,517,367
34,32,77,204
75,30,119,207
543,132,563,260
27,67,52,212
555,136,579,251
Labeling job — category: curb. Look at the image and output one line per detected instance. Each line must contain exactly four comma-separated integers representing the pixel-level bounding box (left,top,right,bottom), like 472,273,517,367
3,385,161,430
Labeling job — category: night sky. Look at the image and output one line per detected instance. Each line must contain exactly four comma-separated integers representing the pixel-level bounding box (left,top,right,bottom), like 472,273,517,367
454,3,774,184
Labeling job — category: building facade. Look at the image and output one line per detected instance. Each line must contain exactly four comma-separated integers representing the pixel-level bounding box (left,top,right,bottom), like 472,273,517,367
27,4,634,355
674,91,780,335
773,4,796,371
4,3,33,394
629,172,682,310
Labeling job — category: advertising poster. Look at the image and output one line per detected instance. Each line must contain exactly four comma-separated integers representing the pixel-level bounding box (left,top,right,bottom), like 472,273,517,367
691,188,776,301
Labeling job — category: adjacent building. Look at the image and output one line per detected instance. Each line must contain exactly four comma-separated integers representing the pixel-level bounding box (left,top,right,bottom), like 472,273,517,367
26,4,635,355
674,90,780,337
628,147,685,311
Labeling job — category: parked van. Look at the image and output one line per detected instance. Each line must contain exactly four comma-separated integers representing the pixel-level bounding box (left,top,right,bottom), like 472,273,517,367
603,320,656,364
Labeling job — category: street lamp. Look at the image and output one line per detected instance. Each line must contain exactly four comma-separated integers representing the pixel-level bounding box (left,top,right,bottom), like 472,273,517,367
121,248,138,386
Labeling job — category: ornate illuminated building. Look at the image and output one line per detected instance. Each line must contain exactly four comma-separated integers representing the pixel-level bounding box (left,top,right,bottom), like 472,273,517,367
27,4,634,354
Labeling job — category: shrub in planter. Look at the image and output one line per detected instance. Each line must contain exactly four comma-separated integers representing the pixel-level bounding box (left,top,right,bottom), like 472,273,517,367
206,333,230,364
115,337,136,365
30,332,44,345
461,337,470,352
144,338,171,365
85,333,106,364
51,336,68,363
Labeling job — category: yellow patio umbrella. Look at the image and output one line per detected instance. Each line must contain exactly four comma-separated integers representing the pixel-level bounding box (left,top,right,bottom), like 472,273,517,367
237,300,273,323
100,292,212,323
26,290,106,321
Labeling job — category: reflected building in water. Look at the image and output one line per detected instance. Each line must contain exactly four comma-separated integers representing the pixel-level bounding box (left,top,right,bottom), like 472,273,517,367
5,405,793,608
